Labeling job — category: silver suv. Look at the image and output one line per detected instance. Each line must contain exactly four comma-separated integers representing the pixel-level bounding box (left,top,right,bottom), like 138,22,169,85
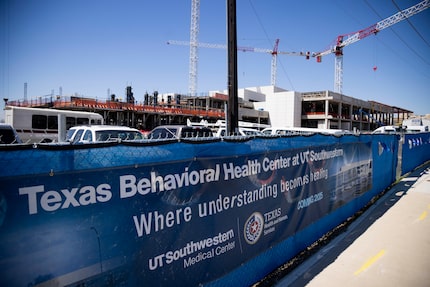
66,125,144,144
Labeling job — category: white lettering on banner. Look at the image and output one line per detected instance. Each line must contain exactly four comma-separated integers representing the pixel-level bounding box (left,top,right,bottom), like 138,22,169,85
300,148,344,164
311,148,343,161
19,184,112,215
280,175,310,192
133,207,192,237
148,229,235,270
120,165,220,198
215,241,235,256
223,159,260,180
17,147,345,215
198,183,278,218
297,192,324,210
262,208,289,236
300,151,310,164
264,208,281,222
310,168,328,182
262,156,291,171
183,249,214,268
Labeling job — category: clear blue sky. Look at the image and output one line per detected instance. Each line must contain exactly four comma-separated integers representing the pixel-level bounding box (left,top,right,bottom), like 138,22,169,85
1,0,429,117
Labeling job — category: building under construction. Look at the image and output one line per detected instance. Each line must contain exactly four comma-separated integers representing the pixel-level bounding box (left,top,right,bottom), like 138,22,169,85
4,85,413,132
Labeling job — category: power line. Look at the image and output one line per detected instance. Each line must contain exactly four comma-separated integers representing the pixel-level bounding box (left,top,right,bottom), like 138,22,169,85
364,0,430,66
247,0,271,47
247,0,295,89
391,0,430,48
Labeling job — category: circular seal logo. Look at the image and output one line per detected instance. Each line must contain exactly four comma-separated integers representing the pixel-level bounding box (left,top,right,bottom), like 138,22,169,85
244,212,264,245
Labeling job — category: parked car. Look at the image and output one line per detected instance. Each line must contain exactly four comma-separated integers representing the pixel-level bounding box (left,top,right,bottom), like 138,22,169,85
147,125,213,140
66,125,144,144
262,126,352,136
371,126,402,134
404,125,429,133
0,123,23,144
215,127,262,137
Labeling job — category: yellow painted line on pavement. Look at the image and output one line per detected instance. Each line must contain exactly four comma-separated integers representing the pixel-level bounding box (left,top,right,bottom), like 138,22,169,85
418,210,427,221
354,249,385,276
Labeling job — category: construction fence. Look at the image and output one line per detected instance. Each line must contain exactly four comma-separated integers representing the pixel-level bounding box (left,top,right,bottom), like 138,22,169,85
0,132,429,286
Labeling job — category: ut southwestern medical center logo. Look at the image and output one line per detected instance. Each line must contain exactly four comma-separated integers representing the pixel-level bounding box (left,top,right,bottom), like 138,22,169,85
244,212,264,244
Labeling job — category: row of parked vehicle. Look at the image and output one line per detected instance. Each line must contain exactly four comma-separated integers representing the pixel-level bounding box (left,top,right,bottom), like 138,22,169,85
1,123,265,145
4,122,427,145
66,124,264,143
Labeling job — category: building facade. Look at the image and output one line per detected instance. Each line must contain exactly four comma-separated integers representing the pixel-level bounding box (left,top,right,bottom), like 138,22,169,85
250,86,412,132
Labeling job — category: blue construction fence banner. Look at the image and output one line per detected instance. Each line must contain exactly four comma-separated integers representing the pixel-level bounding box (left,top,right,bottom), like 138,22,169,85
401,132,430,174
0,133,426,286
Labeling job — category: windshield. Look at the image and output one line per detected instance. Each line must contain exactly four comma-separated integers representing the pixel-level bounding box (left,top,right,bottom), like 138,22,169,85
66,129,76,141
149,127,178,139
242,129,261,136
95,130,143,141
180,127,212,138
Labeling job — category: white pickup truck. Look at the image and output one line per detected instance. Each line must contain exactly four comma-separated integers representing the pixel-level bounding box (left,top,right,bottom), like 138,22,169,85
66,125,144,144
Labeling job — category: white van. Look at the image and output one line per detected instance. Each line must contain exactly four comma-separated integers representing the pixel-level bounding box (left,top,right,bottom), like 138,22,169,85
4,106,103,143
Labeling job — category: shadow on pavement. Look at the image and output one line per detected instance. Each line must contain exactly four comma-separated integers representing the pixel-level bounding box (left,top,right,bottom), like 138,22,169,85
254,163,429,287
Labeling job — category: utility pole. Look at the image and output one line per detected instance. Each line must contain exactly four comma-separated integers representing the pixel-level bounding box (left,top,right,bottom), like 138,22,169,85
227,0,238,135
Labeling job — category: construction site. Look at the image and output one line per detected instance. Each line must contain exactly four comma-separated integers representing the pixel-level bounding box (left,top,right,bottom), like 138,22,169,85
4,0,427,132
1,1,430,287
4,84,413,132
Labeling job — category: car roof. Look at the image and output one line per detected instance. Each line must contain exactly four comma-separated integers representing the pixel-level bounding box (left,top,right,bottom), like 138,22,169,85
154,125,211,128
150,125,212,132
152,125,193,129
69,125,140,131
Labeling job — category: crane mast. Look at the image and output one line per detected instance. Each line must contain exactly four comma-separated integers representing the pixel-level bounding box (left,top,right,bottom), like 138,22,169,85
270,39,280,86
314,0,430,94
189,0,200,96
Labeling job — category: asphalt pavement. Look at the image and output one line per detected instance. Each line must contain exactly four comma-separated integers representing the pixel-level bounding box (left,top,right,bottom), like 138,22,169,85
273,161,430,287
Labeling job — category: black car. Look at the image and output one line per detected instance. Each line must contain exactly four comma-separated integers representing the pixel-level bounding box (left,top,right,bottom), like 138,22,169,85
0,124,22,144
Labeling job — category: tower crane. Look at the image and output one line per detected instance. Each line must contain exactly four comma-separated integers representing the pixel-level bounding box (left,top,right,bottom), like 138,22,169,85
313,0,430,94
168,38,310,87
188,0,200,96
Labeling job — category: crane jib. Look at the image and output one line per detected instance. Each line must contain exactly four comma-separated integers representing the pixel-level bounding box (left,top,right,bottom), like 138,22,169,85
313,0,430,94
